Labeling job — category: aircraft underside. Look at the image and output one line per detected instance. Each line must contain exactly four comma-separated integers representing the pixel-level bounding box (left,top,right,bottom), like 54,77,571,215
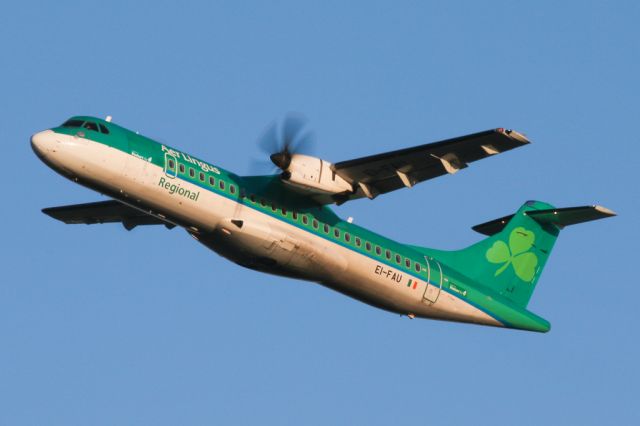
39,135,501,327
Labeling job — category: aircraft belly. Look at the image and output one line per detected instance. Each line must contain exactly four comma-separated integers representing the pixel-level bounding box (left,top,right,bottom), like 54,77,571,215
326,250,423,314
202,209,347,281
316,240,502,326
414,293,502,326
219,210,502,327
55,140,501,327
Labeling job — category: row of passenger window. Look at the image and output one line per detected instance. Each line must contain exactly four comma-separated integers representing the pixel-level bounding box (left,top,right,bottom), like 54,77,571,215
170,159,237,195
169,159,422,274
242,193,423,273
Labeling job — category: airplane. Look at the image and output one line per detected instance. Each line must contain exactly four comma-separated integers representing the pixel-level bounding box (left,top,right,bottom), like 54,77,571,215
31,115,615,332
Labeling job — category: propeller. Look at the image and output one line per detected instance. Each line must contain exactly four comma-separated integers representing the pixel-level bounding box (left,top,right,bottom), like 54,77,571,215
254,113,315,174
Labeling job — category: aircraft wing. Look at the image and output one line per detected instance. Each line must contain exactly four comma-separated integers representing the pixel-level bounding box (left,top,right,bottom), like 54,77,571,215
331,128,529,203
42,200,175,231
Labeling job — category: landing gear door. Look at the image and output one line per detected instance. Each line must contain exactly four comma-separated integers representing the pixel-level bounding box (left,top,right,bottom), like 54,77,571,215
422,257,442,304
164,153,178,179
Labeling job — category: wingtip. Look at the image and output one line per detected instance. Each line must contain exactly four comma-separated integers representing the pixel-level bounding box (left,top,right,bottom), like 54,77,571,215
497,128,530,144
594,205,617,217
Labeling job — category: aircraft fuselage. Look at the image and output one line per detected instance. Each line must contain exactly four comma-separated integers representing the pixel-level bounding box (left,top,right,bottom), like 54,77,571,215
31,117,554,332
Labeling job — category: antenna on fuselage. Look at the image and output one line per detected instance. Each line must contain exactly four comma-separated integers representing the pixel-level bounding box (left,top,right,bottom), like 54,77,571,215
105,115,112,122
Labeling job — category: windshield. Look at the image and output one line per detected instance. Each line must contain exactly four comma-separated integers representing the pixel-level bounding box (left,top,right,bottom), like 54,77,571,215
61,118,110,135
61,119,85,128
83,121,99,131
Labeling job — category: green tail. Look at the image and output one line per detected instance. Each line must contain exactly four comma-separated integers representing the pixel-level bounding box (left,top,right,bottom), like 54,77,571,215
419,200,615,308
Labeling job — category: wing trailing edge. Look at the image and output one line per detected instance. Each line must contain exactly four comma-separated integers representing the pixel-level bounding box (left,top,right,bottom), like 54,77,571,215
330,128,530,204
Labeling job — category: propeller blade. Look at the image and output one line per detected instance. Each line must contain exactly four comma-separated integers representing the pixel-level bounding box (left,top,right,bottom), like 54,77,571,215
290,129,315,156
282,113,307,153
249,158,278,175
257,121,280,156
254,113,316,172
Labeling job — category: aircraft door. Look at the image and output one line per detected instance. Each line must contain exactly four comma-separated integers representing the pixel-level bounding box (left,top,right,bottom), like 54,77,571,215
164,152,178,179
422,257,442,304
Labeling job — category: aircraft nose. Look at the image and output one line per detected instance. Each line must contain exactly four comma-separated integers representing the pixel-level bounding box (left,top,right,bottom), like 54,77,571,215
30,130,56,158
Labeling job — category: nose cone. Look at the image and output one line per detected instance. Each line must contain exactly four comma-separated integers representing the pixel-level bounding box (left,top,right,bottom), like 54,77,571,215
270,151,291,170
31,130,56,159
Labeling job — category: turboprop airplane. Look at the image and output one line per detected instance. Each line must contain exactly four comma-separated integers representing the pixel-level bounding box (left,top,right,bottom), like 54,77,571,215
31,115,615,332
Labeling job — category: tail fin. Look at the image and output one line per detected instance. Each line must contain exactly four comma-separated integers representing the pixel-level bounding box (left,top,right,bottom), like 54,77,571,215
425,201,615,308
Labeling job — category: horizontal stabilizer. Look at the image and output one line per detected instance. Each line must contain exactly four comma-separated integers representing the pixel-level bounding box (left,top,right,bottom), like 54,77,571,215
43,200,175,231
525,205,616,228
472,204,616,236
472,214,515,236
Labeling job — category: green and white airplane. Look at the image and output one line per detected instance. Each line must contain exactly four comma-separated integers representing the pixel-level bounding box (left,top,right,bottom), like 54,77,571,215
32,115,615,332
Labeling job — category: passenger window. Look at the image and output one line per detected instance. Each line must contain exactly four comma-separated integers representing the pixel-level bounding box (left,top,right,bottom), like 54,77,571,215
375,246,382,256
219,181,225,190
365,242,372,251
323,224,329,233
302,215,309,225
230,185,236,195
334,229,340,238
292,212,298,220
385,250,391,260
345,233,351,243
189,168,195,178
271,203,277,212
168,159,175,170
199,172,205,182
99,124,110,134
395,254,401,264
83,121,99,131
260,199,266,207
282,207,287,215
250,194,256,203
415,263,421,272
312,219,318,229
405,259,411,268
179,164,185,174
209,176,215,186
355,237,361,247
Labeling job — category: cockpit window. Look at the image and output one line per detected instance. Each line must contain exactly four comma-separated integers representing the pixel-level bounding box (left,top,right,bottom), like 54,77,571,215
83,121,99,131
62,119,85,128
99,124,110,134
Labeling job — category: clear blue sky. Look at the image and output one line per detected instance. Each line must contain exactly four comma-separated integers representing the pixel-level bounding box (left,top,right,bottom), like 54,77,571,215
1,1,638,424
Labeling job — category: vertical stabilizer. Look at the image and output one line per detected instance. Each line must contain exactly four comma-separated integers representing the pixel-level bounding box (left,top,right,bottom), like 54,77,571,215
423,201,615,308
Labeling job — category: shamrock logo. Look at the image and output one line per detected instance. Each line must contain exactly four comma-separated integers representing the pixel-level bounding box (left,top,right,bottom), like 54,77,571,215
486,227,539,282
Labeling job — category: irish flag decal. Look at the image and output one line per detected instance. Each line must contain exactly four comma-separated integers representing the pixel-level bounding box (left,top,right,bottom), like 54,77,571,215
407,279,418,290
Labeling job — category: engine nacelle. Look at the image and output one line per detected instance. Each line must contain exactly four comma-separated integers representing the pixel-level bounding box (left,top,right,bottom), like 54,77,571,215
282,154,353,195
